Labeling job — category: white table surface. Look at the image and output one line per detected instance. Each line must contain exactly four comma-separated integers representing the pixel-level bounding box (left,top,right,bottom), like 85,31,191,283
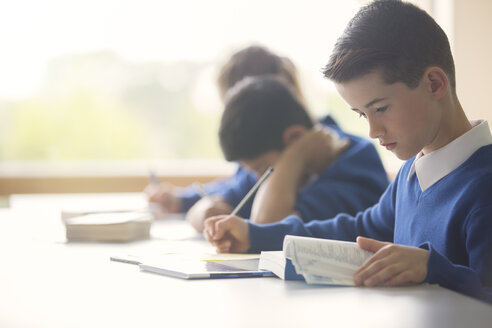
1,193,491,328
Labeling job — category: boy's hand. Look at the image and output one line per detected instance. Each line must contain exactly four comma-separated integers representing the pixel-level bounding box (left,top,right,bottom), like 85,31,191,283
144,182,182,214
186,196,233,233
354,237,430,287
293,126,350,174
203,215,250,253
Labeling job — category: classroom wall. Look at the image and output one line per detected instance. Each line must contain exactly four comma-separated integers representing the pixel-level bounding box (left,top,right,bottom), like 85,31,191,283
453,0,492,124
0,175,223,196
0,160,235,196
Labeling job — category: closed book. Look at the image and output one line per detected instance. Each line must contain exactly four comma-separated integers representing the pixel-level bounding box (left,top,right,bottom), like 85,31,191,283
63,211,153,242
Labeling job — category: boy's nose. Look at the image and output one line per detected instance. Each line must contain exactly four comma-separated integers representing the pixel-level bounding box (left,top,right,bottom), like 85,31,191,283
368,119,384,139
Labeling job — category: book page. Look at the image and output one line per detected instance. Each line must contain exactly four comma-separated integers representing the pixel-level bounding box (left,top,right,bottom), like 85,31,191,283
283,235,373,285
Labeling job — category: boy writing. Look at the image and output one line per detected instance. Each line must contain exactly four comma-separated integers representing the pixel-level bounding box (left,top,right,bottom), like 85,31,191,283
204,0,492,303
216,75,388,229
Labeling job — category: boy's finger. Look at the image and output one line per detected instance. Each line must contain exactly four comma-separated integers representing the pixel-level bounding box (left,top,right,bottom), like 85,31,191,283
355,240,391,279
216,239,232,253
384,270,416,286
203,228,213,243
357,236,388,253
216,245,231,253
355,255,390,285
361,263,401,287
203,221,215,238
213,216,237,240
204,215,226,236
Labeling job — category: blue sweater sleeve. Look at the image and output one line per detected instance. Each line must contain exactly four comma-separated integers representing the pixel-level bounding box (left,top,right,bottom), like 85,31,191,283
176,166,252,213
248,174,399,253
177,166,257,217
177,190,203,213
421,204,492,304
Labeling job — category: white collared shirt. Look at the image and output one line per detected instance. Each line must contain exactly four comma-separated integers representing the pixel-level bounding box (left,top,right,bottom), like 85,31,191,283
408,120,492,191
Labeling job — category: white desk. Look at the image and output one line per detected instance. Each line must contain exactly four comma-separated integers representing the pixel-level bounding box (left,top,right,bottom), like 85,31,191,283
1,193,491,328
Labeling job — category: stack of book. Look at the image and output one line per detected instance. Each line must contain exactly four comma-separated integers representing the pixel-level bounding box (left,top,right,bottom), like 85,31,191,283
62,211,153,242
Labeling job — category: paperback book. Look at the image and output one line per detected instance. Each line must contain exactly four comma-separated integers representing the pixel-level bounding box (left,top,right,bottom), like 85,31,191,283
259,235,373,285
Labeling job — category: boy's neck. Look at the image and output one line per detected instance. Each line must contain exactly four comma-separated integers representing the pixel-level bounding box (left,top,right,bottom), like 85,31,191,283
422,96,472,155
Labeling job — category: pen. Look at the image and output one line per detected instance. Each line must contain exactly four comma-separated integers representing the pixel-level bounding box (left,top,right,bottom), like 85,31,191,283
230,166,274,216
193,182,209,198
147,170,162,215
148,170,160,186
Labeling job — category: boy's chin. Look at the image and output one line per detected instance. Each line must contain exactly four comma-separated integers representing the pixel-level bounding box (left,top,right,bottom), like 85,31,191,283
394,150,419,161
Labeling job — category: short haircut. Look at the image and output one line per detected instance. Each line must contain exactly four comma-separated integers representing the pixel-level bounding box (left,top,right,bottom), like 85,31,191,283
219,76,313,161
217,45,303,102
323,0,455,92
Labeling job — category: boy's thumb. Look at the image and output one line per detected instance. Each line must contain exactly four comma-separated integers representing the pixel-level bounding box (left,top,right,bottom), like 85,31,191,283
357,236,388,253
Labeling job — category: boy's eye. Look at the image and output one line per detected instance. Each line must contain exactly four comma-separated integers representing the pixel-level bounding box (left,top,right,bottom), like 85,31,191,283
376,106,388,113
358,112,367,119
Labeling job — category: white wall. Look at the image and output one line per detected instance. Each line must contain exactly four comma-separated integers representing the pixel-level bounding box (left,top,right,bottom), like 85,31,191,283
453,0,492,123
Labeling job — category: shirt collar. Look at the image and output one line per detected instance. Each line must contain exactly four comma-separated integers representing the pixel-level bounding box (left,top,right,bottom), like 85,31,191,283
408,120,492,191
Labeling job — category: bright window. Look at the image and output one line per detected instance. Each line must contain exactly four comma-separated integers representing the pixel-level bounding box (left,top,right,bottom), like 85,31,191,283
0,0,440,174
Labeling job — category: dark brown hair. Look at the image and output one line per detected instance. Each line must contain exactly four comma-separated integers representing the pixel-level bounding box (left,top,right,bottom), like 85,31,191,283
323,0,455,92
217,45,304,102
219,76,313,161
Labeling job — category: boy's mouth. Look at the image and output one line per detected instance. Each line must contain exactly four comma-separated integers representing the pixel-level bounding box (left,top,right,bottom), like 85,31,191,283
381,142,396,151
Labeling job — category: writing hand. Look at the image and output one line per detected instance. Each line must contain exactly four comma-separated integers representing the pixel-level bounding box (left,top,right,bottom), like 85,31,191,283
144,182,182,214
203,215,250,253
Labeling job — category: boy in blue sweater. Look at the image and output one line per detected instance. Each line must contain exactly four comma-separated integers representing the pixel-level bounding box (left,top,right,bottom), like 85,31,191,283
204,0,492,304
211,76,388,232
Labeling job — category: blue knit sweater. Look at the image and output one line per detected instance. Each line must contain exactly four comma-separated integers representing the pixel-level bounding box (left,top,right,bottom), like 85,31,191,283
249,145,492,304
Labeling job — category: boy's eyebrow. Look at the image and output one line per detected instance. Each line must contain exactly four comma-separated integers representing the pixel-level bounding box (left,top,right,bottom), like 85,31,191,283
364,97,387,108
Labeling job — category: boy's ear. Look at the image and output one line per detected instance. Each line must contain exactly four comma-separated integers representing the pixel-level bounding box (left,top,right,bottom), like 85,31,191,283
282,125,306,147
424,67,448,100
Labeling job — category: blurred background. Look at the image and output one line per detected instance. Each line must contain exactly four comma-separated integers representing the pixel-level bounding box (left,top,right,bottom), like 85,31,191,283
1,0,490,200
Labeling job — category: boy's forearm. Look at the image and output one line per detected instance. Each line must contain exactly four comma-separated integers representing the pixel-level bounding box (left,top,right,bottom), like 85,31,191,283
248,215,309,252
250,149,306,223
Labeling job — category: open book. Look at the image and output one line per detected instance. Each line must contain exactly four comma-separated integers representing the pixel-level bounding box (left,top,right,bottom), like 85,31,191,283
259,235,373,285
258,251,304,280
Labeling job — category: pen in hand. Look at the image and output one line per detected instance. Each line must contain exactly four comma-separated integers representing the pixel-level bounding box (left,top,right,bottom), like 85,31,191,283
147,170,163,215
229,166,274,217
148,169,161,186
209,167,273,242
